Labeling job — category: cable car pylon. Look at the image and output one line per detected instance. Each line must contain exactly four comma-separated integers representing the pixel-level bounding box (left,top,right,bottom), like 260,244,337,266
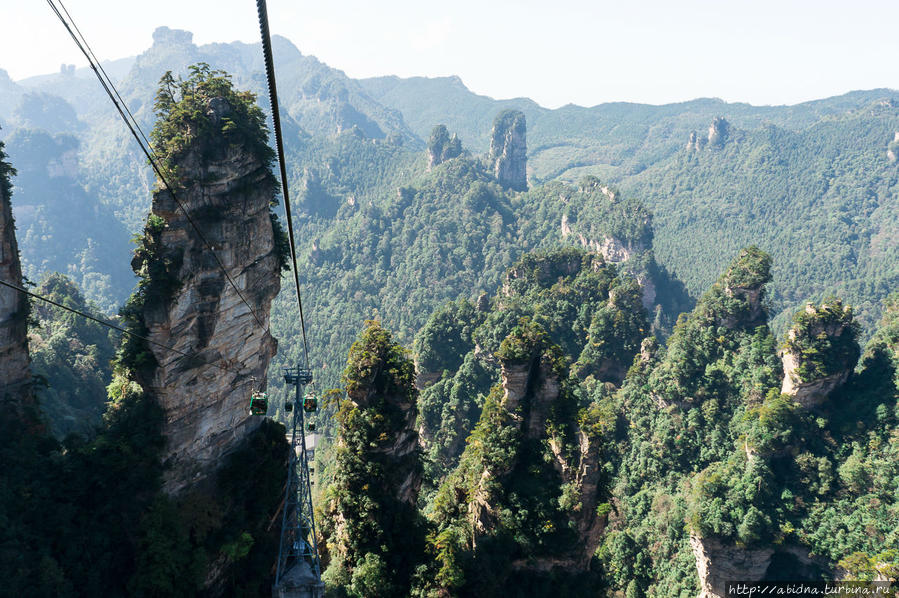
274,367,322,598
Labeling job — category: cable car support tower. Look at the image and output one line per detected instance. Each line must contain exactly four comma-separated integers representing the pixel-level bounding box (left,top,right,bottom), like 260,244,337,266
274,367,322,598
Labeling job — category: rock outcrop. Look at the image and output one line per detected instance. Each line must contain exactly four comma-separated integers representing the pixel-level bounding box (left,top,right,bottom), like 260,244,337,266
707,117,730,148
342,323,422,506
427,124,462,169
469,339,605,570
151,26,195,47
781,301,859,408
691,534,773,598
716,246,771,329
686,130,705,151
488,109,527,191
133,96,281,494
0,142,33,413
691,535,834,598
887,132,899,162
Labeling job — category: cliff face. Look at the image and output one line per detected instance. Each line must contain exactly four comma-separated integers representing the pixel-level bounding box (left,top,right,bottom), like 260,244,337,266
343,336,422,506
888,131,899,162
0,145,32,412
691,534,772,598
320,322,423,597
691,535,834,598
715,246,771,329
134,97,281,494
488,109,527,191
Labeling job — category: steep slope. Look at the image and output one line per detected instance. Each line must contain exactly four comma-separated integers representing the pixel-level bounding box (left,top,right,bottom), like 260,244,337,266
2,127,133,310
28,273,117,438
595,247,899,596
0,68,292,597
271,132,682,405
320,321,424,598
4,28,420,308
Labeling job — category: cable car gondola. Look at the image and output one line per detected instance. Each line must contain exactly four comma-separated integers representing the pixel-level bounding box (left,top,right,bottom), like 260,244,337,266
303,392,318,413
249,391,268,416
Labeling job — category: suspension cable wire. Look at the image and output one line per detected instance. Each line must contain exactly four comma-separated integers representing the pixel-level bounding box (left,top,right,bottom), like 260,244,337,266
255,0,311,375
0,278,254,382
46,0,271,335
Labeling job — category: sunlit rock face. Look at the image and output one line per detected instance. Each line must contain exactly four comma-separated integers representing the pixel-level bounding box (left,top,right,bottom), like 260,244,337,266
691,534,835,598
488,109,527,191
134,97,281,494
0,151,33,414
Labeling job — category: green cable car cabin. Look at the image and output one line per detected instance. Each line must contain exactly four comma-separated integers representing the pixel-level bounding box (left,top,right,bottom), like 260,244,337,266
303,392,317,413
249,391,268,416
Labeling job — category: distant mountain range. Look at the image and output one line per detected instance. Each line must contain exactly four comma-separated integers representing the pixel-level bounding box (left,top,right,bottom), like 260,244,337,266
1,27,898,337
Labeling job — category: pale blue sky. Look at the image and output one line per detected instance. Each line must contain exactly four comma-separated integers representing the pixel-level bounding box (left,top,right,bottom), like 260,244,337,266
5,0,898,108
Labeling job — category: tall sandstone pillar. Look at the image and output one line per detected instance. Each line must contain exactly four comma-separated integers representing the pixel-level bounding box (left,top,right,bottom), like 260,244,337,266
134,97,282,494
488,109,528,191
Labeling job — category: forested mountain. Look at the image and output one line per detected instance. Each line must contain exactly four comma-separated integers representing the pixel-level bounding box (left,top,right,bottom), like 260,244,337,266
2,27,899,597
361,76,899,337
320,247,899,596
0,27,420,309
626,107,899,336
4,29,898,347
3,27,898,337
360,75,894,177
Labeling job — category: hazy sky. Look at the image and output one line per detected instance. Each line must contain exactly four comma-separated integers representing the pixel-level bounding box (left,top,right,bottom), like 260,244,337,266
5,0,898,108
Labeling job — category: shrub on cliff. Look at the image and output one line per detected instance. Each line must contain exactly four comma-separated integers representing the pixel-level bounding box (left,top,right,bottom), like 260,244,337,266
152,63,275,178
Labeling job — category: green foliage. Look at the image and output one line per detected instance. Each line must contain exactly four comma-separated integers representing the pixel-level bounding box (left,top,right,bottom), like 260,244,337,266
151,63,275,178
321,321,424,598
723,245,772,290
417,353,493,484
3,128,133,311
413,298,480,374
622,109,899,337
427,125,462,166
783,299,861,383
29,273,117,438
575,277,648,383
0,374,166,597
496,317,548,363
0,135,15,200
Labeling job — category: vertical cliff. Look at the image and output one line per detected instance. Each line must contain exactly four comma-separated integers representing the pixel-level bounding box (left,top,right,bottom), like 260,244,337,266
0,138,33,414
129,67,283,494
420,313,615,595
488,109,527,191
